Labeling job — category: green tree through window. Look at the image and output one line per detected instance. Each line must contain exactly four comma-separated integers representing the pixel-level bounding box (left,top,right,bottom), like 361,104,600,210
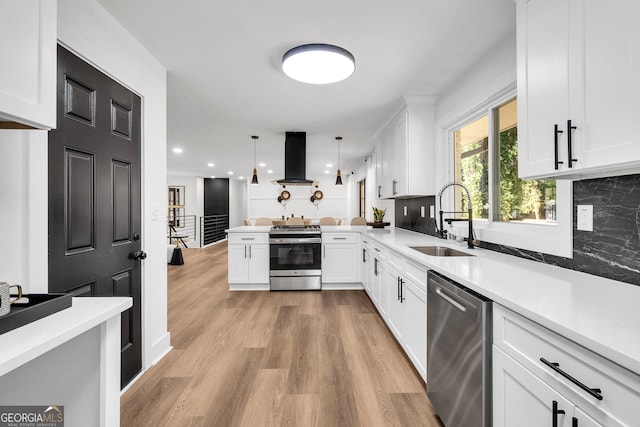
454,98,556,224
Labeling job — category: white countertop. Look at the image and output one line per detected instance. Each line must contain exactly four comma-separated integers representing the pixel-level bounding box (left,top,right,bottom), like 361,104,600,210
227,225,640,375
0,297,132,376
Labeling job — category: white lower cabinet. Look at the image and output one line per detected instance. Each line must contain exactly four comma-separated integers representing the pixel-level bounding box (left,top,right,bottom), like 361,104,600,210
493,304,637,427
227,233,269,288
494,346,605,427
363,239,427,380
322,233,359,284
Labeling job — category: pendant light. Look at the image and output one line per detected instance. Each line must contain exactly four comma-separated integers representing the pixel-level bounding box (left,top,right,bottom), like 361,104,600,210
335,136,343,186
251,135,259,185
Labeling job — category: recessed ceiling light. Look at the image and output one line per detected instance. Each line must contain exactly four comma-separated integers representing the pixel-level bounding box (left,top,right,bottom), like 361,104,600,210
172,148,183,154
324,170,330,174
259,162,266,168
210,175,216,178
326,163,333,168
207,163,214,167
228,171,234,175
267,169,273,174
282,44,355,84
239,176,245,180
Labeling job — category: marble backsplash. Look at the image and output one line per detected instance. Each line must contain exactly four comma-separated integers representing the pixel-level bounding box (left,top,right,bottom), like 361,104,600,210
393,174,640,287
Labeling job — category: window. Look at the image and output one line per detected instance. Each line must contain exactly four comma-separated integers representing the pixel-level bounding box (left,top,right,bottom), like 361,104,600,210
453,98,556,225
359,179,366,218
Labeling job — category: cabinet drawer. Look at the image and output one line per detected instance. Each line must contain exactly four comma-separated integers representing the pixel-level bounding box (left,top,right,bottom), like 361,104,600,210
404,259,427,288
322,233,358,244
228,233,269,245
387,250,404,271
494,304,640,426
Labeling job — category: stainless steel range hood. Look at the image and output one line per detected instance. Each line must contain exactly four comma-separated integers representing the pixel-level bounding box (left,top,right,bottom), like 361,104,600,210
272,131,318,186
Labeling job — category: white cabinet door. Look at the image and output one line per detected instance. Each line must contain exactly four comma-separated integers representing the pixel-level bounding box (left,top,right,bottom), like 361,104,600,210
569,0,640,173
493,346,574,427
385,267,403,341
376,260,387,317
403,279,426,379
391,113,407,197
0,0,56,129
516,0,570,178
322,243,358,283
574,408,604,427
228,245,249,283
247,244,269,283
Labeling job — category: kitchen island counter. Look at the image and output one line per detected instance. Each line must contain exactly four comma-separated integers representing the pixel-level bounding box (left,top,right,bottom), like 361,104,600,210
0,297,132,426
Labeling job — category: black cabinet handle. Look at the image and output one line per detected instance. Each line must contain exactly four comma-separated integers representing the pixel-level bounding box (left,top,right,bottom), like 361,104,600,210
374,258,379,276
392,179,398,195
400,278,405,302
572,417,578,427
397,277,401,301
378,185,382,198
552,400,565,427
363,248,366,263
567,119,577,168
554,124,564,170
540,358,603,400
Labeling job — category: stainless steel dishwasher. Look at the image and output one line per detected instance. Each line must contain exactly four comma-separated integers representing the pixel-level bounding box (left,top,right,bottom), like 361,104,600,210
427,271,492,427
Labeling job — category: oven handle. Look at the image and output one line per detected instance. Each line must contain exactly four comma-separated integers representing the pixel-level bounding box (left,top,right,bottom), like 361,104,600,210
270,238,321,244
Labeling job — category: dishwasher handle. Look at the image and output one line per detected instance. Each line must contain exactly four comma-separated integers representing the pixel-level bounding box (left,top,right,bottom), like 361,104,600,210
435,286,467,312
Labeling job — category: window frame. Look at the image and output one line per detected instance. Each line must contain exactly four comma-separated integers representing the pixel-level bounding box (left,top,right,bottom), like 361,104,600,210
440,88,572,258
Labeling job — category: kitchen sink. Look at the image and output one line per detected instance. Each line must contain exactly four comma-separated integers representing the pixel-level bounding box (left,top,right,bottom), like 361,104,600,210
409,246,474,257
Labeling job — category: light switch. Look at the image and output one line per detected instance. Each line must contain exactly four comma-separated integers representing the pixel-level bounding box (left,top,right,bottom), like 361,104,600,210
420,206,425,218
577,205,593,231
403,206,408,216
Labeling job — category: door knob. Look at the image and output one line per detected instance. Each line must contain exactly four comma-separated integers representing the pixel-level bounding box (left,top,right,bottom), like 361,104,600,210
133,250,147,260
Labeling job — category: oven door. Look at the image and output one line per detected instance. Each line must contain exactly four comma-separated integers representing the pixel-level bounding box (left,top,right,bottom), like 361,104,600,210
269,236,321,272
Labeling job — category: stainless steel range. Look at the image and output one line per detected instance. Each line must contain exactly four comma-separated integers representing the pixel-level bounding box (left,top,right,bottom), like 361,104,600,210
269,224,322,290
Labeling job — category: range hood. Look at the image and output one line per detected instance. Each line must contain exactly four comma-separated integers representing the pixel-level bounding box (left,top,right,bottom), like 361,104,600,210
272,131,318,186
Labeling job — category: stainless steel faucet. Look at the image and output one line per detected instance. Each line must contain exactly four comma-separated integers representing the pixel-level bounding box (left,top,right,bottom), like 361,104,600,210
437,181,474,249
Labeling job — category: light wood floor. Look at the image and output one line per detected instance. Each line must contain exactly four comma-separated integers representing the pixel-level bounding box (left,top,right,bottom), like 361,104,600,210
121,242,443,426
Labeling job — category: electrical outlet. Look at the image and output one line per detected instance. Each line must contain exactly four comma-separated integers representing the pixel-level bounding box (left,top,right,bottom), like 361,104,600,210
429,205,435,218
420,206,425,218
403,206,408,216
577,205,593,231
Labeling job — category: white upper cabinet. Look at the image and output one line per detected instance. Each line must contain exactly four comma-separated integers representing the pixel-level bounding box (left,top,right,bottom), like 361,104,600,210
517,0,640,179
0,0,57,129
374,96,436,198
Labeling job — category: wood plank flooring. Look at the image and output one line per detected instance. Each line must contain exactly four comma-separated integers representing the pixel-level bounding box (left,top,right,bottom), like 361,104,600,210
121,242,443,426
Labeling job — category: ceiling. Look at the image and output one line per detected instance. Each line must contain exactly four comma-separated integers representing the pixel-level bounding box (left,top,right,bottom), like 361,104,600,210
97,0,516,181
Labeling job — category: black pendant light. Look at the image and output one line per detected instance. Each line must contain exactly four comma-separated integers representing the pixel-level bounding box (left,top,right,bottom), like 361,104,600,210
335,136,343,186
251,135,259,185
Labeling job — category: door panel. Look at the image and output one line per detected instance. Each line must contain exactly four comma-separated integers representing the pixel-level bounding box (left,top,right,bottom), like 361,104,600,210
49,45,142,388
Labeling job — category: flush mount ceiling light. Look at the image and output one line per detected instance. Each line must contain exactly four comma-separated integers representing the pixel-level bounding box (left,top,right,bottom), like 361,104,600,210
251,135,259,185
282,44,355,84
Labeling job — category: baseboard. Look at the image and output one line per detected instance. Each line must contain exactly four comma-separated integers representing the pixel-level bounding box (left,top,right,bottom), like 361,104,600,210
322,283,364,290
146,332,172,367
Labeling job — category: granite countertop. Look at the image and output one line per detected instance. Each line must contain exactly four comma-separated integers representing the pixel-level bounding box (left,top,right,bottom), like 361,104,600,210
226,225,640,375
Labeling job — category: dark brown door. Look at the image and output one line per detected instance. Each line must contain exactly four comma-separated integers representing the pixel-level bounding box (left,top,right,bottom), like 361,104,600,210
48,45,143,388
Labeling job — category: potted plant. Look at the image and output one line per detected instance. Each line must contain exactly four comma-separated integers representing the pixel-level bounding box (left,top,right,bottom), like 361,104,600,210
372,207,387,227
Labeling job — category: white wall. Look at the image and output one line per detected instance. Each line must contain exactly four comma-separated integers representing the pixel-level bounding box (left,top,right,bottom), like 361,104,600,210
247,176,349,222
229,179,247,228
58,0,171,367
0,131,48,292
167,174,204,246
